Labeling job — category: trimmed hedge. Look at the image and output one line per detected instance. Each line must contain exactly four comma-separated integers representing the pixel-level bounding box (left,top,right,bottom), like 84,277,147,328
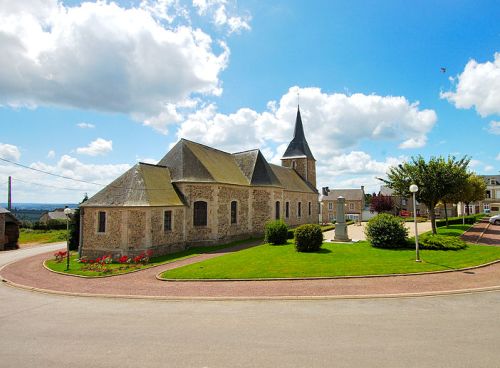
265,220,288,245
436,214,485,228
365,214,408,249
418,233,467,250
294,224,323,252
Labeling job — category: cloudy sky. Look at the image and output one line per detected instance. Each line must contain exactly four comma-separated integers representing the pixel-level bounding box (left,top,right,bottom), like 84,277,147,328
0,0,499,203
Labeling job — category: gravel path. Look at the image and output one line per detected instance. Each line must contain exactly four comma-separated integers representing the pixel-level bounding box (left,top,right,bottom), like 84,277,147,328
324,221,433,242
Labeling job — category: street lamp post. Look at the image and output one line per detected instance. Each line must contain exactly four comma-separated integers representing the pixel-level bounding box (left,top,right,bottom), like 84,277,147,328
64,207,72,270
409,184,421,262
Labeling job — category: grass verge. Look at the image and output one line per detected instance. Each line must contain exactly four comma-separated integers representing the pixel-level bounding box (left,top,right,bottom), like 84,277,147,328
160,225,500,280
19,229,67,244
45,238,257,277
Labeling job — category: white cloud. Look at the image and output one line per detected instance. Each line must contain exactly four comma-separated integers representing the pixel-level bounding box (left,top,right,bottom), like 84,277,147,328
0,143,21,162
0,154,130,203
487,120,500,135
320,151,404,177
77,122,95,129
496,153,500,161
484,165,494,172
0,1,229,133
176,87,437,158
76,138,113,156
441,52,500,116
47,150,55,159
193,0,251,34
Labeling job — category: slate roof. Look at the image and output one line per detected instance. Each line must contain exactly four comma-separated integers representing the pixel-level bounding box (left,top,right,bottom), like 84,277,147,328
85,137,317,207
321,189,365,201
43,209,75,220
482,175,500,185
82,163,184,207
282,107,315,160
0,207,20,224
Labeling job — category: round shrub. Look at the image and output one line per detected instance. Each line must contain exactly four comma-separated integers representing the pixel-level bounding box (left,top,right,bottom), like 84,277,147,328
365,213,408,249
418,234,467,250
265,220,288,245
294,224,323,252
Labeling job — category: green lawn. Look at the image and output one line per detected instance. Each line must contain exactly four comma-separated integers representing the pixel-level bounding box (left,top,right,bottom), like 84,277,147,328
45,239,256,277
160,225,500,279
19,229,67,244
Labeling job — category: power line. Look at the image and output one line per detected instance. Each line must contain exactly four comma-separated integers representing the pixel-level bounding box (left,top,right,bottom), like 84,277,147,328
12,177,90,192
0,157,105,186
0,157,175,192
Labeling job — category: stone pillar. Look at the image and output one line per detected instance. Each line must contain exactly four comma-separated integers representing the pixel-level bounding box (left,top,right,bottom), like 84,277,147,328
334,196,351,242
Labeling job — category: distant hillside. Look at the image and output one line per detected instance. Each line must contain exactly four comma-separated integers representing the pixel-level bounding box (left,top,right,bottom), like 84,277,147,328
0,203,78,222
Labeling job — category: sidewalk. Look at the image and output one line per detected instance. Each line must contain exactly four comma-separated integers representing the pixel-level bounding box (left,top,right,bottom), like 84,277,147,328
1,239,499,300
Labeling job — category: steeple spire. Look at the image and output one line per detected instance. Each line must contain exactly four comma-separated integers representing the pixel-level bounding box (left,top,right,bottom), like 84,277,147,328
282,106,315,160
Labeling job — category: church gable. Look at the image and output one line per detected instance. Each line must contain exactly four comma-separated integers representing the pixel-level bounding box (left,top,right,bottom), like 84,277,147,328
233,150,281,187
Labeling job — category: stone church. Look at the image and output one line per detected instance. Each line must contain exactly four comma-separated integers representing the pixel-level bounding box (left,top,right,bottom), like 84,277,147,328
80,107,319,258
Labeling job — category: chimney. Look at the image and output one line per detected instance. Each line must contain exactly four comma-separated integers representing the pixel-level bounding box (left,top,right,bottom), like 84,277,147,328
361,185,365,193
322,187,330,196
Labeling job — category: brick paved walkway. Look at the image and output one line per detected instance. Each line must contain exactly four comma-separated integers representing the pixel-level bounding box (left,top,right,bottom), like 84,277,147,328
461,220,500,246
1,238,500,299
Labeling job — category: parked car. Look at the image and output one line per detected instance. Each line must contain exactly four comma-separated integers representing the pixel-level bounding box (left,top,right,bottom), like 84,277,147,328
489,214,500,225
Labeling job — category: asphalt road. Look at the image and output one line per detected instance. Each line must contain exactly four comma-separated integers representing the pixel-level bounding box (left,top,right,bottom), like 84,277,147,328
1,244,499,368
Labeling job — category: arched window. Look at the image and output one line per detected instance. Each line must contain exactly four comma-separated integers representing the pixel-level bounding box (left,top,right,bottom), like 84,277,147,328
275,201,280,220
193,201,207,227
308,202,312,216
298,202,302,218
230,201,237,224
285,201,290,218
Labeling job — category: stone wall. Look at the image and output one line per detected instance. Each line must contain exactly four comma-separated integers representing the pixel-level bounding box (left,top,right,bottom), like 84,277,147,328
81,185,319,258
280,158,317,189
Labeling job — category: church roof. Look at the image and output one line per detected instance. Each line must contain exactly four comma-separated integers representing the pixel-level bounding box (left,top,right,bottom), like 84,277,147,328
269,164,317,193
82,163,184,207
233,149,281,186
282,107,315,160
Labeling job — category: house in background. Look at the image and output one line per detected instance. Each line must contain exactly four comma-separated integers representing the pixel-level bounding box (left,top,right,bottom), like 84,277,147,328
39,207,75,224
459,175,500,215
0,207,20,250
379,186,456,218
80,107,319,258
320,186,365,223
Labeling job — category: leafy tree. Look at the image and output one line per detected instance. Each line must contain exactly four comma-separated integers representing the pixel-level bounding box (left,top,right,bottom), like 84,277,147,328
69,194,88,252
380,155,469,234
370,194,394,213
460,174,487,215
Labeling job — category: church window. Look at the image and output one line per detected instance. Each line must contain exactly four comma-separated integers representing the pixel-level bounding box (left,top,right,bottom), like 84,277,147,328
193,201,208,227
298,202,302,218
275,201,280,220
231,201,237,224
97,211,106,233
308,202,312,216
285,201,290,218
292,160,297,169
164,210,172,231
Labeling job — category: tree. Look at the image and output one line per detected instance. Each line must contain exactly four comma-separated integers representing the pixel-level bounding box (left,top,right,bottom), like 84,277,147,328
460,174,487,216
380,155,470,234
370,194,394,213
69,194,88,252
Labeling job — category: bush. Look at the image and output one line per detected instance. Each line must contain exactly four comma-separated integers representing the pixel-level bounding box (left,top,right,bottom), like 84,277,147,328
436,214,484,227
294,224,323,252
418,233,467,250
287,229,295,239
265,220,288,245
365,213,408,249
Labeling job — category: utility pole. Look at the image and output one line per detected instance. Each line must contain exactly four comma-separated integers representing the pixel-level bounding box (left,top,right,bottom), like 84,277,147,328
7,176,12,211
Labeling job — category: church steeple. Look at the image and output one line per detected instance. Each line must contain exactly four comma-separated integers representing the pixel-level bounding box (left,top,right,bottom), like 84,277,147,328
282,106,315,160
281,106,317,190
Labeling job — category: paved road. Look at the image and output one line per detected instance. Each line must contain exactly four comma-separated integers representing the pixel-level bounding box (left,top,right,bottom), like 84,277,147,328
1,245,499,367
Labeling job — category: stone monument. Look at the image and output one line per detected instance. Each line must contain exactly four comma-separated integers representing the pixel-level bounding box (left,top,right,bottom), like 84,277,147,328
334,196,351,242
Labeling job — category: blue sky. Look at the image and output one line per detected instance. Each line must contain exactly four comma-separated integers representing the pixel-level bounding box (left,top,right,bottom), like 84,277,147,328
0,0,499,203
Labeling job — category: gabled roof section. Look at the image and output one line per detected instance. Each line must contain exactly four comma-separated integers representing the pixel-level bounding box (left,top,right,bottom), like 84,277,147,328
322,189,364,201
282,106,315,160
233,149,281,186
159,139,249,186
269,164,317,193
82,163,184,207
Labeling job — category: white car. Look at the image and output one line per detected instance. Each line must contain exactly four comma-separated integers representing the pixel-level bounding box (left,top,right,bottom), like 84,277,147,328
489,214,500,225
